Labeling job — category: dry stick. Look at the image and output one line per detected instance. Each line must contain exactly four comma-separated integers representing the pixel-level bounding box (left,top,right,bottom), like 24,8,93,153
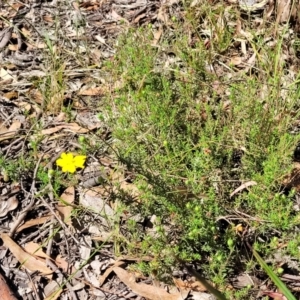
25,269,41,300
46,217,55,258
0,27,12,49
2,136,25,153
45,218,78,300
20,226,51,245
9,155,43,237
39,194,80,245
59,224,72,276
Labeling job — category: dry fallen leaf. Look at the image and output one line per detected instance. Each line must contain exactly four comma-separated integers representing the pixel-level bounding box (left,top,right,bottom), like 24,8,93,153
110,168,141,199
16,215,51,232
0,68,14,81
0,195,19,217
262,291,287,300
43,15,54,23
276,0,291,24
8,44,18,51
157,5,171,25
41,123,90,135
151,27,163,46
79,187,114,222
56,186,75,226
21,27,31,38
59,186,75,204
28,89,43,104
78,86,106,96
0,28,12,49
230,56,243,66
111,9,129,24
3,91,18,100
0,120,22,142
99,261,126,286
44,288,63,300
113,267,187,300
16,101,31,112
0,272,18,300
24,242,52,260
55,254,76,273
1,233,53,275
230,181,257,198
173,278,207,292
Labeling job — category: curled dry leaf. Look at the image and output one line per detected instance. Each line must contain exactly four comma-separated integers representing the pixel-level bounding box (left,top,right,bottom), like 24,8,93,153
99,261,126,286
0,195,19,217
113,267,188,300
1,233,53,275
230,181,257,198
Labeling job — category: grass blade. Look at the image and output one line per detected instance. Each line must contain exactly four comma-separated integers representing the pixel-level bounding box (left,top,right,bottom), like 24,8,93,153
184,265,228,300
248,243,296,300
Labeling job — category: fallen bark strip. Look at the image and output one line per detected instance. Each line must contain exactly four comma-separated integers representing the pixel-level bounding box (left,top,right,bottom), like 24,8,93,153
0,271,18,300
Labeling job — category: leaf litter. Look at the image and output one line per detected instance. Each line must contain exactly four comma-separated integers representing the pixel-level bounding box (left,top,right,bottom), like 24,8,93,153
0,0,300,298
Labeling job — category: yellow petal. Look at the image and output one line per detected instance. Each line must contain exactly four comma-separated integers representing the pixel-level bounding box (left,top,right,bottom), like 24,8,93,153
56,158,65,167
73,155,86,168
60,153,67,159
62,164,76,173
64,153,74,161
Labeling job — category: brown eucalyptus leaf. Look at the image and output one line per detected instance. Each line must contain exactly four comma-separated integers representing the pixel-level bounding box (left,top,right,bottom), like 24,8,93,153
0,272,18,300
56,186,75,225
0,196,19,217
24,242,52,260
41,123,89,135
99,261,126,286
113,267,187,300
1,233,52,275
16,216,51,232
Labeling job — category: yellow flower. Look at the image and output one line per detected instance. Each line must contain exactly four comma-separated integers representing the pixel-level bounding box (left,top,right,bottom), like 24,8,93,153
56,152,86,173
